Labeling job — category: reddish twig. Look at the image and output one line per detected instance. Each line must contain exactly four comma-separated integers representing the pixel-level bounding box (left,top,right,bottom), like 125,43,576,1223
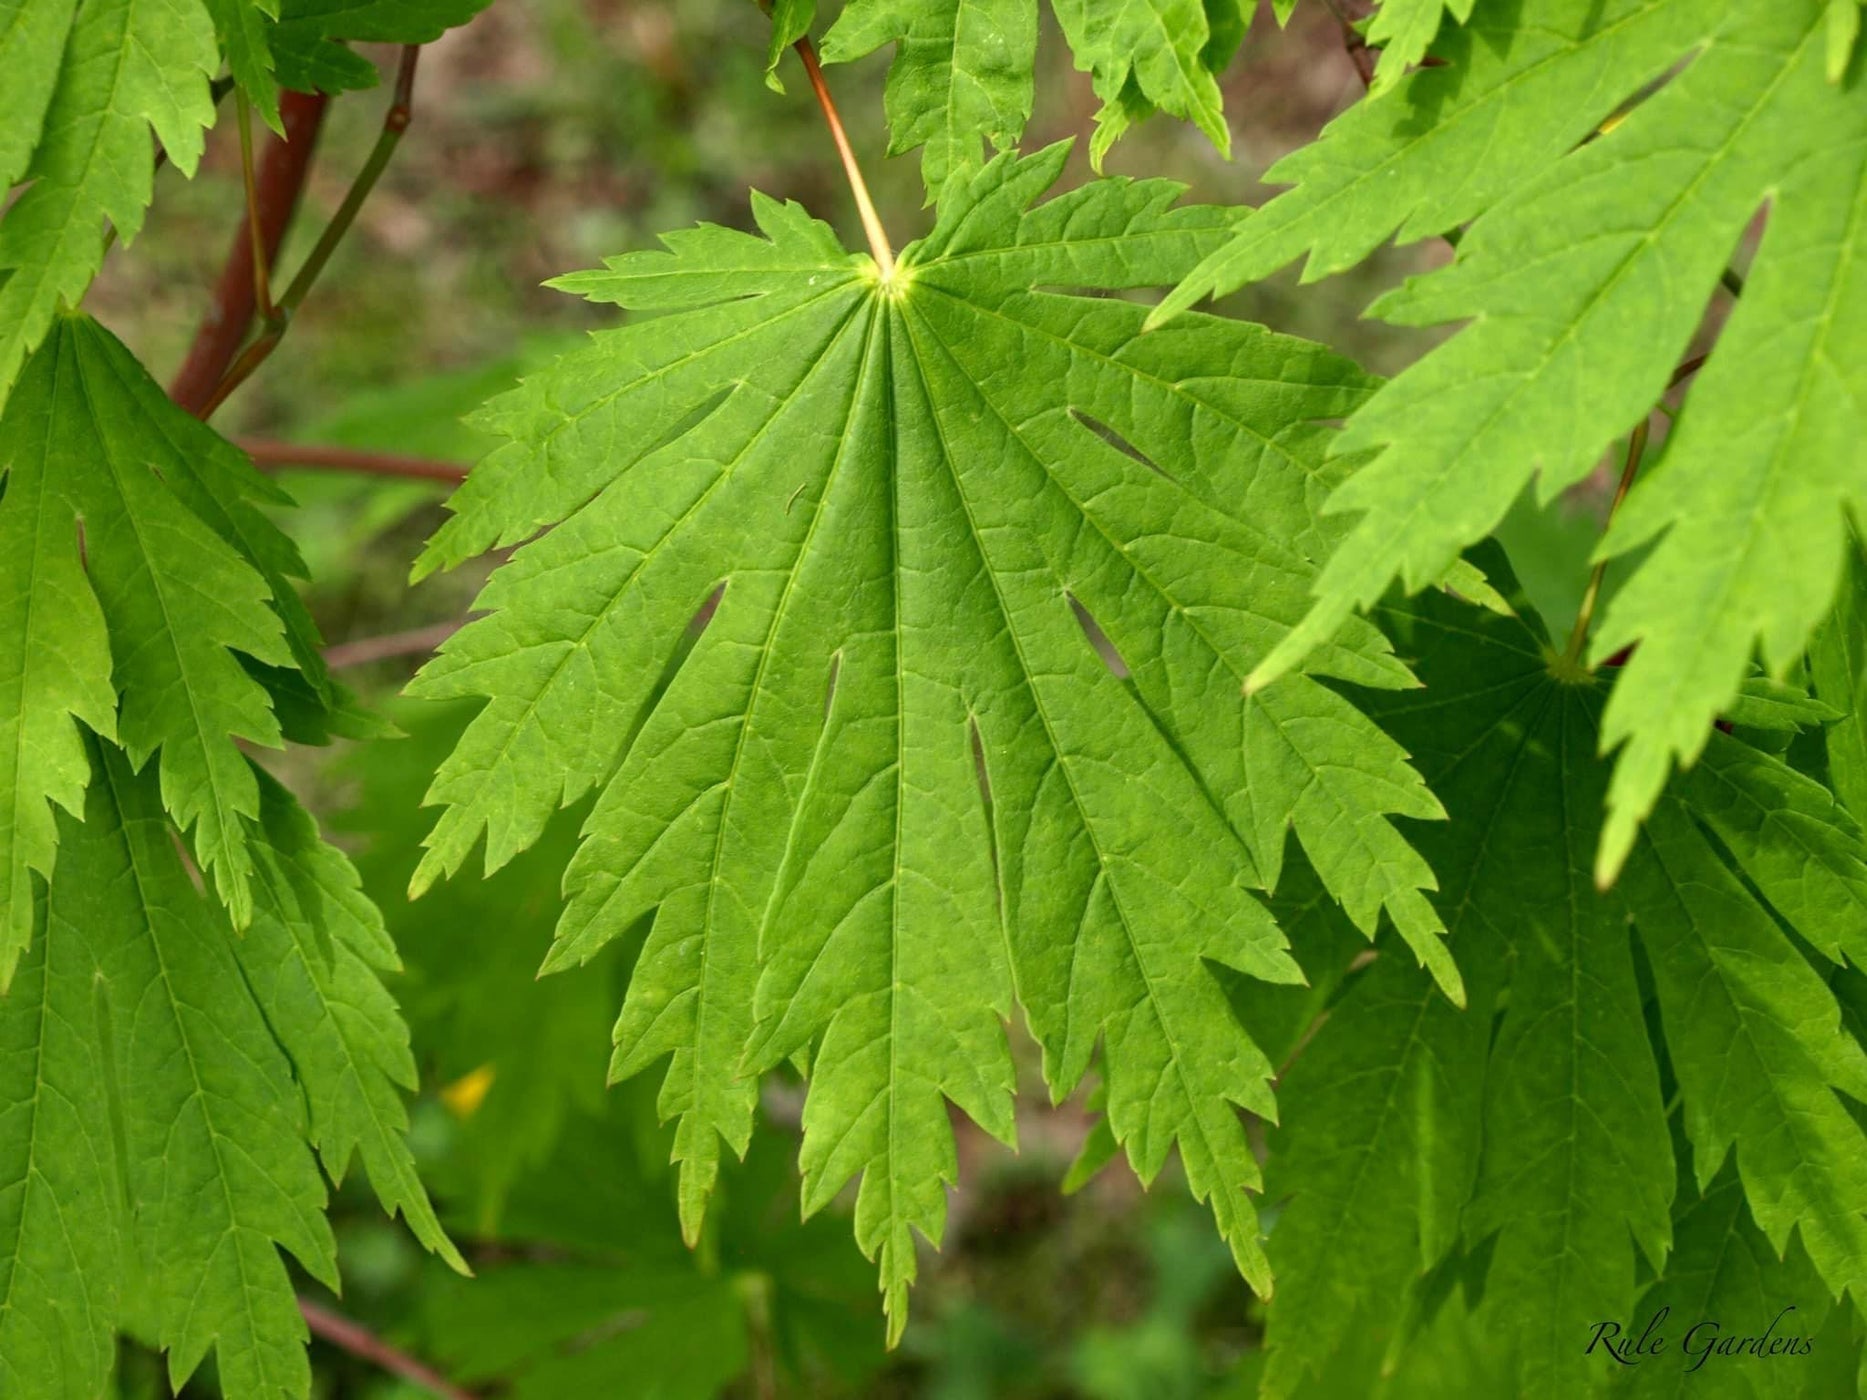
239,437,468,482
793,38,895,280
298,1298,476,1400
199,46,423,420
1318,0,1376,87
170,90,328,413
324,620,464,670
1559,351,1713,667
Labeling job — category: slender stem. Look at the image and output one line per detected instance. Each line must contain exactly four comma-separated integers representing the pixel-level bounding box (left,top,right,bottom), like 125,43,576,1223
1720,265,1745,298
1319,0,1376,88
1556,346,1716,669
1563,416,1648,668
793,38,895,281
198,46,422,419
279,45,420,318
239,437,468,482
298,1298,476,1400
324,620,464,670
170,90,328,413
235,90,275,319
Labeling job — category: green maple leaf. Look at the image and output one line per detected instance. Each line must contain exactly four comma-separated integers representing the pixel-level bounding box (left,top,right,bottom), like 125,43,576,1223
0,0,496,392
2,745,335,1400
1614,1161,1835,1400
0,739,456,1399
0,315,339,974
271,0,497,94
208,0,285,127
814,0,1244,196
1364,0,1475,94
1049,0,1241,163
1812,533,1867,821
408,145,1458,1336
1155,0,1867,883
1254,554,1867,1397
0,0,218,411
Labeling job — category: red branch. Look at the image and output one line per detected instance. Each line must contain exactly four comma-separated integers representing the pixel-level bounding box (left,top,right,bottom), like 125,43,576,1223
239,437,468,482
323,620,464,669
299,1298,477,1400
170,90,329,414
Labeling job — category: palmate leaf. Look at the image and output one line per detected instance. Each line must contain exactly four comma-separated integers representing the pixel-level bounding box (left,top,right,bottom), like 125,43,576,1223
1812,532,1867,820
1256,560,1867,1398
813,0,1245,196
1613,1161,1836,1400
408,145,1457,1335
0,0,217,411
0,315,346,976
0,740,456,1399
1157,0,1867,882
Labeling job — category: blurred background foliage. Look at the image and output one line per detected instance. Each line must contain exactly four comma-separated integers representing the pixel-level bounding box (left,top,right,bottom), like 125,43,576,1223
86,2,1630,1393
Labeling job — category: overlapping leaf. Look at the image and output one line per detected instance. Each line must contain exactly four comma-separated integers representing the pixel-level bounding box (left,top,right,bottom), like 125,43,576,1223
0,0,217,412
1259,568,1668,1400
1158,0,1867,881
1254,560,1867,1398
1363,0,1475,93
1,746,400,1400
0,316,341,975
408,145,1458,1335
0,312,452,1394
812,0,1246,195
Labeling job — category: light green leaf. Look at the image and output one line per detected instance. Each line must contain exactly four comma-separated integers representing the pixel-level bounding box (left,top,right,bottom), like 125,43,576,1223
410,146,1452,1335
1260,571,1670,1400
1621,792,1867,1305
0,838,123,1400
0,316,307,937
207,0,283,128
1679,731,1867,970
1366,0,1475,93
818,0,1036,197
817,0,1245,196
763,0,814,91
1829,0,1863,82
0,0,218,409
40,745,338,1399
1152,0,1701,322
1207,0,1866,884
0,373,117,983
270,0,496,94
1051,0,1230,157
0,0,81,192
